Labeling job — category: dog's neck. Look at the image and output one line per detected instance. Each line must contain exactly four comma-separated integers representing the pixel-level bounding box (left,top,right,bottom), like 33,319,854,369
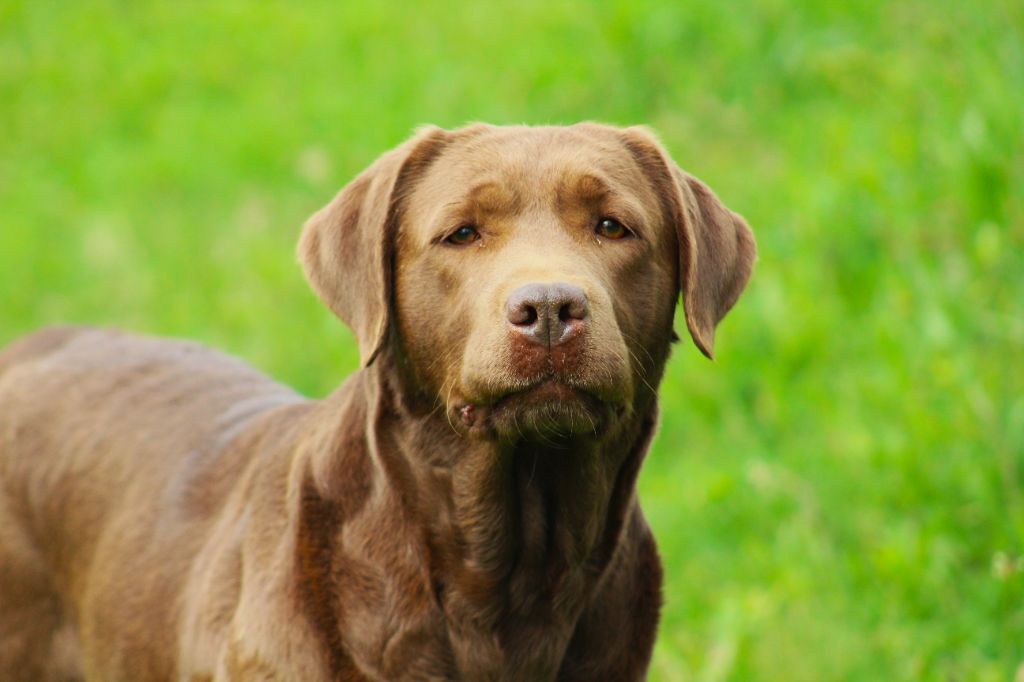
293,355,659,678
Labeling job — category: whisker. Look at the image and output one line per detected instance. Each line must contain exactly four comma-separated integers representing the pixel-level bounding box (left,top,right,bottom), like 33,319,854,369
444,377,461,437
626,347,658,396
620,330,655,366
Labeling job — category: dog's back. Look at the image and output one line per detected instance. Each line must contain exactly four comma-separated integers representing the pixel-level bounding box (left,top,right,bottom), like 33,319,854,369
0,327,310,681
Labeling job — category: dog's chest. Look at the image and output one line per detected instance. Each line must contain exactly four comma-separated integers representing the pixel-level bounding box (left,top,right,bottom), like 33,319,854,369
330,563,585,681
342,608,577,681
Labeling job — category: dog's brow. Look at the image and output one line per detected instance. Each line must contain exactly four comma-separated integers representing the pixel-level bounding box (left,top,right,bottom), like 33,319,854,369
555,173,612,211
552,171,648,235
464,181,521,216
574,173,612,200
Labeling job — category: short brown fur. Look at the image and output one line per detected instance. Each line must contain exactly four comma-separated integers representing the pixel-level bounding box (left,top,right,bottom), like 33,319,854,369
0,123,755,680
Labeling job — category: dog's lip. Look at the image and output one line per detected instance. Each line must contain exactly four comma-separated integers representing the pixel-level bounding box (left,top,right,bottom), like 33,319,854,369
456,376,628,434
456,370,629,417
490,378,589,408
469,376,620,416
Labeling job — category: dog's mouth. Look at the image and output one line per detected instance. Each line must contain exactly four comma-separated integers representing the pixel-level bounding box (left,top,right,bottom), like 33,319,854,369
455,377,622,442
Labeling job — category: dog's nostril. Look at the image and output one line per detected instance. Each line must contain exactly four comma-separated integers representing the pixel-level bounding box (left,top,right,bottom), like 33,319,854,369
508,302,538,326
558,299,587,322
519,305,538,326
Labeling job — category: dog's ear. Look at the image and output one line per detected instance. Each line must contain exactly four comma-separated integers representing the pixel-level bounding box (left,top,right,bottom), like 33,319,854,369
620,126,756,359
298,126,450,366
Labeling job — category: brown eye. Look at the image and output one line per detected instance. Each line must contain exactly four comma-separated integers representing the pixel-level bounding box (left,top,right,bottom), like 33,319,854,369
446,225,481,245
595,217,629,240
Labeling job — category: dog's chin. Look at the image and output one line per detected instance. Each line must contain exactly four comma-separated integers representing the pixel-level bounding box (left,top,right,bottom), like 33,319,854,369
462,380,621,444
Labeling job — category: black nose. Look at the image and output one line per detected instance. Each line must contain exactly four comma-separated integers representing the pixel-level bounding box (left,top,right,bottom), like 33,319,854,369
505,282,589,347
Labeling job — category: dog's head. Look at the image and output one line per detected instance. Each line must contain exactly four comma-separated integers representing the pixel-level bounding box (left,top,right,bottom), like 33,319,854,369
300,124,755,441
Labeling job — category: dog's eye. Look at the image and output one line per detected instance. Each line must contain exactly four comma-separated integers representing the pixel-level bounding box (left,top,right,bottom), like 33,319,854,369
595,218,630,240
446,225,481,245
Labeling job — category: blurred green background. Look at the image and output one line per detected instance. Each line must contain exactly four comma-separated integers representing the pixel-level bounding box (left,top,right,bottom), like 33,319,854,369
2,1,1021,679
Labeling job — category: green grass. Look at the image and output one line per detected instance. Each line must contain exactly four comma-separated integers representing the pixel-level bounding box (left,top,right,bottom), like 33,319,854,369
2,2,1022,679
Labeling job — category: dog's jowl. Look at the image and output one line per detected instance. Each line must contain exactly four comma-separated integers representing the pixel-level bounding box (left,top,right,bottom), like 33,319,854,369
0,123,755,681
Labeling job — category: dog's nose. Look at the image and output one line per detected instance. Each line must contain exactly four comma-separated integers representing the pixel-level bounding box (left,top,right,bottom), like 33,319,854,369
505,282,589,346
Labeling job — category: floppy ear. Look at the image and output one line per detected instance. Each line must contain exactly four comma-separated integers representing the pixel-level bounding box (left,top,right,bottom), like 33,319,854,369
620,127,756,359
298,126,450,366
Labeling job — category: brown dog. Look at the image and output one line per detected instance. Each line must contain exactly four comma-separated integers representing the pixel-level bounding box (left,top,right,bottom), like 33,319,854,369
0,123,755,681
